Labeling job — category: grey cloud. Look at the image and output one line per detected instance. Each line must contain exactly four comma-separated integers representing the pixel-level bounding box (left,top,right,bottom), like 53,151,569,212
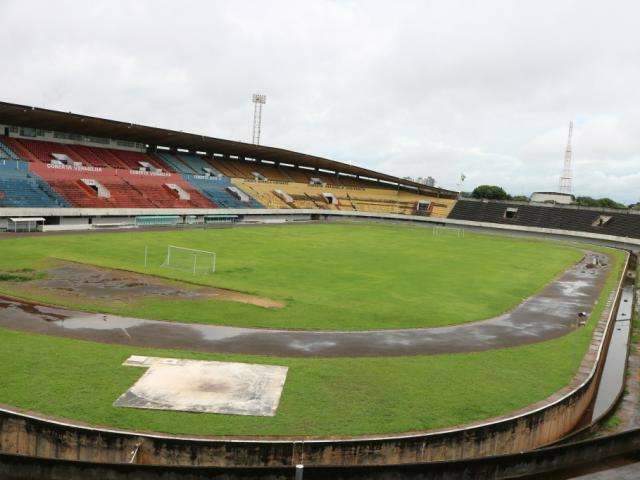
1,0,639,202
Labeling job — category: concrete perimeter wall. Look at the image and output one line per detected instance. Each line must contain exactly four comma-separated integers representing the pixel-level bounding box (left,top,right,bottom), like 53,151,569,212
2,204,639,245
0,213,631,469
3,428,640,479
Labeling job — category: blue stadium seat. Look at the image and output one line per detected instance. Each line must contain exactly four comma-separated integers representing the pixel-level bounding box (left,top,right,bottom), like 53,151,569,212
176,153,224,176
0,160,69,207
182,174,263,208
155,152,194,174
0,139,21,161
156,151,225,177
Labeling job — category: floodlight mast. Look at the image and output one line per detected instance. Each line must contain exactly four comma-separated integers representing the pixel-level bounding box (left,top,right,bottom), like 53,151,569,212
558,121,573,194
252,94,267,145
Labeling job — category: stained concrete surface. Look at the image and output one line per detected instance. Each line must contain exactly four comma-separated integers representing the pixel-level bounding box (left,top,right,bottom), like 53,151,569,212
0,252,611,357
113,356,288,416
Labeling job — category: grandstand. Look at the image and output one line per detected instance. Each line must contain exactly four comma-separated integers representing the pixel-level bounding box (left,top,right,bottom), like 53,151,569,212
0,101,455,228
2,101,640,244
233,178,456,216
23,152,215,209
5,137,168,171
448,198,640,239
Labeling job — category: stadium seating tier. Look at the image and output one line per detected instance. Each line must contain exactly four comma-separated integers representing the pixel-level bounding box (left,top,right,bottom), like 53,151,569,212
0,160,69,207
448,199,640,239
0,136,444,215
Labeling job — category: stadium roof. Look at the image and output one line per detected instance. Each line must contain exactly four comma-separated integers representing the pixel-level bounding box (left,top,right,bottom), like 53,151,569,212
0,101,456,197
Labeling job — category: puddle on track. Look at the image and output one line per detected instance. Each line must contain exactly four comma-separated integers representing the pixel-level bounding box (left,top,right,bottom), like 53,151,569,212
0,251,614,358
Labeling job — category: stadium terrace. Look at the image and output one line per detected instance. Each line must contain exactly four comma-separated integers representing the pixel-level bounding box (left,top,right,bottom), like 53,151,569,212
0,100,458,231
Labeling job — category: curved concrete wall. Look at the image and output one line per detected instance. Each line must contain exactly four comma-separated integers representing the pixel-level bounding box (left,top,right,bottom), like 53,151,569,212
4,428,640,479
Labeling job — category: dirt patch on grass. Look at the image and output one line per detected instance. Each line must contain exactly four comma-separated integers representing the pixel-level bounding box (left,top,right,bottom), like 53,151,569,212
0,268,41,282
21,261,284,309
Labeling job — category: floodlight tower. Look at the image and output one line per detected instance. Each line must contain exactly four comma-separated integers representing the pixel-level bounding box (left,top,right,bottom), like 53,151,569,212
251,94,267,145
558,121,573,194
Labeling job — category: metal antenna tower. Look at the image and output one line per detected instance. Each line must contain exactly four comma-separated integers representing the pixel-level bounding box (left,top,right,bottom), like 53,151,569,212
558,121,573,194
251,94,266,145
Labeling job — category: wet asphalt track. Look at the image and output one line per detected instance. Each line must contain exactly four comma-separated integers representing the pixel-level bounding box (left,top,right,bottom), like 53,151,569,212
0,252,610,357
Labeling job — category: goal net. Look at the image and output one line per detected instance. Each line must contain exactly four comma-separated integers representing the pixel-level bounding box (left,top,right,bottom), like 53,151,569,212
161,245,216,274
432,225,465,238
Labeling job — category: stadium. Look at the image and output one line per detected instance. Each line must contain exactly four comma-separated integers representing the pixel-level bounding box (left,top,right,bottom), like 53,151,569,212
0,98,638,480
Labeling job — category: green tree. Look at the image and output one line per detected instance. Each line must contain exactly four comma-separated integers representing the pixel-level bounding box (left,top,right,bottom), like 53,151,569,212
596,198,626,209
576,196,626,209
471,185,509,200
575,196,599,207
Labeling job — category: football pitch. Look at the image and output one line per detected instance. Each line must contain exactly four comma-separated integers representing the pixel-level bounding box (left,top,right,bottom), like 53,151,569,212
0,222,585,330
0,223,626,436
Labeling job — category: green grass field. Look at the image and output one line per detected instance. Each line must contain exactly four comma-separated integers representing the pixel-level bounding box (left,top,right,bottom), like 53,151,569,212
0,223,584,330
0,326,594,437
0,241,624,436
0,223,627,436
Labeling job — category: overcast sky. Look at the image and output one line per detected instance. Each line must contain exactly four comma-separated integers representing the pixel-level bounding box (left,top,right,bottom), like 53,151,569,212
1,1,639,202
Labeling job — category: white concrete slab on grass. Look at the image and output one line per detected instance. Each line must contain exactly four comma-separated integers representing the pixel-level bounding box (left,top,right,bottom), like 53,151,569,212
114,356,288,417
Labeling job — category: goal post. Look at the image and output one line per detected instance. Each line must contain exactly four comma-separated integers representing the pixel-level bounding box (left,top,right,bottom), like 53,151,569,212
432,225,465,238
161,245,216,274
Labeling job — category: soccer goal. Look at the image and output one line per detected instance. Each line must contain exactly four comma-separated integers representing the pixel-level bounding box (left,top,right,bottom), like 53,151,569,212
161,245,216,274
432,225,465,238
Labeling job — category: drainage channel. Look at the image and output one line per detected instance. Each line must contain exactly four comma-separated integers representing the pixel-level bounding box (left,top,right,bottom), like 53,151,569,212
558,284,635,443
587,285,634,424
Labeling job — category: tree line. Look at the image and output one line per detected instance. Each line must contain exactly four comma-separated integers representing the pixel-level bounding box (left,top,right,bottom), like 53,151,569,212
465,185,630,209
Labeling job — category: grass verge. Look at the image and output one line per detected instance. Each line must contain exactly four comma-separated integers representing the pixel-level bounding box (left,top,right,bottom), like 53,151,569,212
0,246,625,437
